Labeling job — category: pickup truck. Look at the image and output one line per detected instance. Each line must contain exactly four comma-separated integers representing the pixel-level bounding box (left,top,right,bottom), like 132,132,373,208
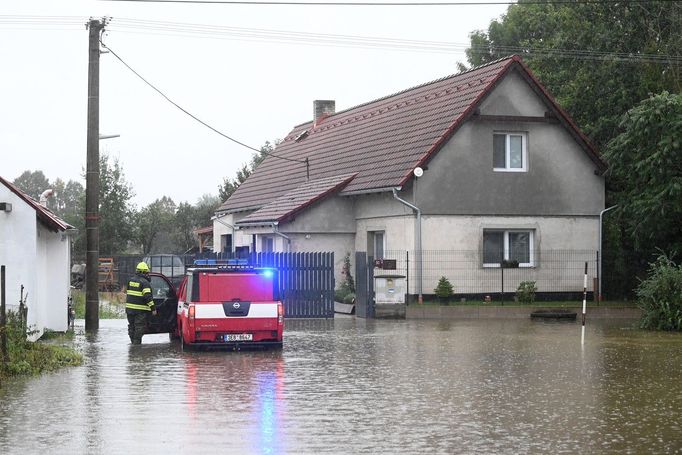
174,263,284,349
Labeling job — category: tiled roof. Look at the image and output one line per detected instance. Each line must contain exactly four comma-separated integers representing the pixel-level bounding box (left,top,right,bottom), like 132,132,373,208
219,56,604,213
0,175,73,232
236,173,357,225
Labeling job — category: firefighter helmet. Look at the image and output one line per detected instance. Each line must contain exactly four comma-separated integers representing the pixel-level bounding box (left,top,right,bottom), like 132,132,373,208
136,262,150,273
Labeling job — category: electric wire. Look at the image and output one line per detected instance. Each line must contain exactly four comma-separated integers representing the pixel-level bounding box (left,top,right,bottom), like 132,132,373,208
107,17,682,63
102,0,679,6
1,15,679,64
99,39,306,162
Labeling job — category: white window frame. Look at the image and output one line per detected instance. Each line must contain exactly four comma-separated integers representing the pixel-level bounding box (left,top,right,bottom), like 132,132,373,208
370,231,385,259
483,229,535,268
493,132,527,172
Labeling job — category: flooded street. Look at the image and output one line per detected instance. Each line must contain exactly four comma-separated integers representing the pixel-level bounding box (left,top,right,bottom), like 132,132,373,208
1,316,681,454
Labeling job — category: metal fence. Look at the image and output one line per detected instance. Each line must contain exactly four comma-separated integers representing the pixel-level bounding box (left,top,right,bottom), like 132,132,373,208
107,252,335,318
379,249,599,300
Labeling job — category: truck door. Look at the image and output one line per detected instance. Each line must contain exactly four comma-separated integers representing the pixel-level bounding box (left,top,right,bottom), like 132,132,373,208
147,272,178,334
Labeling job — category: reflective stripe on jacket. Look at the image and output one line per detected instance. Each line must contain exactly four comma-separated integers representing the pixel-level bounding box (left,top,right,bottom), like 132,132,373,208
125,273,155,312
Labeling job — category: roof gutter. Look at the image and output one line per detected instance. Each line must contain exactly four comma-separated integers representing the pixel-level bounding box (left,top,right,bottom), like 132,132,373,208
273,222,291,253
392,187,423,304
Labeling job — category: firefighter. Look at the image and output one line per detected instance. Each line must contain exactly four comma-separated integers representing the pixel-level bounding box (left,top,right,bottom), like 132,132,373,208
125,262,156,344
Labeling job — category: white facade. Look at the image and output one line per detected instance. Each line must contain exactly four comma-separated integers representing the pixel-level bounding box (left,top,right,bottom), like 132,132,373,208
0,183,72,340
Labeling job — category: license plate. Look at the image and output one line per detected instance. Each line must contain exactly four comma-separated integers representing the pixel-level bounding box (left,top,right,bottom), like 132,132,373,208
224,333,253,342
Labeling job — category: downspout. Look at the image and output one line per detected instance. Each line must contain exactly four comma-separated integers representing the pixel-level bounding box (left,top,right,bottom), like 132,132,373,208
392,187,422,304
212,215,236,254
272,222,291,253
598,205,617,302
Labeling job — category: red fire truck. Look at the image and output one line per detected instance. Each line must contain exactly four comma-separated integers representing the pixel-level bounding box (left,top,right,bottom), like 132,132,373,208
172,261,284,349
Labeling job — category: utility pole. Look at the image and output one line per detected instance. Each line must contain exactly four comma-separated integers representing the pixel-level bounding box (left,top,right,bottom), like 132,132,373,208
85,17,107,331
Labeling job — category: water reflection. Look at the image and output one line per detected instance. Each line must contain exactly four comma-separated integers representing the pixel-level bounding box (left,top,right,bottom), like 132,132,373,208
0,318,681,454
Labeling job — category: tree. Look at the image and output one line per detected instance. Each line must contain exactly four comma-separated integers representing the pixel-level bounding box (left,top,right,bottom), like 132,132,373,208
194,194,220,228
463,1,681,150
13,170,50,201
173,202,197,253
50,178,84,221
98,154,136,255
604,92,682,255
219,141,274,201
136,196,176,254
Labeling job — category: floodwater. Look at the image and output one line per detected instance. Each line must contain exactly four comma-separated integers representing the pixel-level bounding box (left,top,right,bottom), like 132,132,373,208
1,317,681,454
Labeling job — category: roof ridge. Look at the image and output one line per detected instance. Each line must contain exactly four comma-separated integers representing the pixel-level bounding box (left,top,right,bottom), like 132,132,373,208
291,55,518,130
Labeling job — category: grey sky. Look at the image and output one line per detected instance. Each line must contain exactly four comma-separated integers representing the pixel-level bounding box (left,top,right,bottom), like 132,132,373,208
1,0,507,207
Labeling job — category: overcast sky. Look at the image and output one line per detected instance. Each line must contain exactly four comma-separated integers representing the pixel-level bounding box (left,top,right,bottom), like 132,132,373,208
1,0,508,207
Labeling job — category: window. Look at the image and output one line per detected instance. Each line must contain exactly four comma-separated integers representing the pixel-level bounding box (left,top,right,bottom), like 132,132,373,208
483,230,534,267
221,234,232,254
493,133,527,172
368,231,385,259
261,236,274,253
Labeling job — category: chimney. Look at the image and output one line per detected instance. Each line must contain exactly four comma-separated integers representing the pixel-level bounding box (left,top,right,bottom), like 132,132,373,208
39,189,54,207
313,100,335,124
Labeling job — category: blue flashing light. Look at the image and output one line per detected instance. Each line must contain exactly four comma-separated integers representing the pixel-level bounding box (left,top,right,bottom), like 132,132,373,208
262,269,274,278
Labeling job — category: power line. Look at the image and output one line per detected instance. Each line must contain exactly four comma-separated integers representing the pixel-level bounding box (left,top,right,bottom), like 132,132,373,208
102,0,675,5
1,15,678,64
99,40,306,163
106,17,681,63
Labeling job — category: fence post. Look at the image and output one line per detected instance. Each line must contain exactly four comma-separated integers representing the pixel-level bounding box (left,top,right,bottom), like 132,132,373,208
405,250,409,305
1,265,8,367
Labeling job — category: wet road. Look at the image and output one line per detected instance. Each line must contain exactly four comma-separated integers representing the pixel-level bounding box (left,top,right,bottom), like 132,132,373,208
1,317,681,454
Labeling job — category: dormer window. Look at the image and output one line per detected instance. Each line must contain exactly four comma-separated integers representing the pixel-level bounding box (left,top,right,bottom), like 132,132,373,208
493,132,527,172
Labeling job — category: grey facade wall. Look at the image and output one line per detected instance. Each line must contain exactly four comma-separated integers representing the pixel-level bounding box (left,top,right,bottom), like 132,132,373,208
415,71,605,216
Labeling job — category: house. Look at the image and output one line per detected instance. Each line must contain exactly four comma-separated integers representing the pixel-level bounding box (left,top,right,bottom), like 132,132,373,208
0,176,75,339
213,56,606,297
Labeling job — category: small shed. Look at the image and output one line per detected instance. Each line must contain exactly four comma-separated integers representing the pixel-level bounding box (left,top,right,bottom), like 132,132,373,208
0,176,75,340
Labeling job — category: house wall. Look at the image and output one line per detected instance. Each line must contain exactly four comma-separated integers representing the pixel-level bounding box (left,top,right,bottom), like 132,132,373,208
0,187,37,323
0,185,42,338
0,185,70,338
42,225,70,333
415,70,605,216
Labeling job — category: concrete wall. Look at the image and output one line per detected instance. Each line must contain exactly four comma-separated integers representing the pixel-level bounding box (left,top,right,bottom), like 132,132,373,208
415,71,605,216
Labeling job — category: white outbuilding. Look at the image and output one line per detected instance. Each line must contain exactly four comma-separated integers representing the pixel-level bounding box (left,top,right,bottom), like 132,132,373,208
0,175,75,340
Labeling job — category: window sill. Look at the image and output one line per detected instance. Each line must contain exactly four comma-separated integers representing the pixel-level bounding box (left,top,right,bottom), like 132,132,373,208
493,168,527,173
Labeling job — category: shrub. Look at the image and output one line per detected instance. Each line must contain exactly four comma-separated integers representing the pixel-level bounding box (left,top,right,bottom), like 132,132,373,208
434,276,454,302
1,310,83,382
334,289,348,302
636,253,682,331
343,293,356,305
335,252,356,302
516,281,537,304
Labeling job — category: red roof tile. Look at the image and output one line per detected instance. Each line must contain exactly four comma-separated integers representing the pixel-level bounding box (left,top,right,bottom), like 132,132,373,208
236,173,357,225
219,56,604,213
0,175,73,232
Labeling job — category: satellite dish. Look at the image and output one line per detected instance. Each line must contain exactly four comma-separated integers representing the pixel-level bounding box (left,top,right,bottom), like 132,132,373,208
413,167,424,178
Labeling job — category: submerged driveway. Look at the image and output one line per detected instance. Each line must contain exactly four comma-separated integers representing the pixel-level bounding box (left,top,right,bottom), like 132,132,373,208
1,317,681,454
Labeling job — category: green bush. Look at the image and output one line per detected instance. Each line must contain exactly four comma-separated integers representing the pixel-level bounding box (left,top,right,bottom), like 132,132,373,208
1,310,82,383
343,293,356,305
334,289,348,302
434,276,454,303
335,252,356,303
636,253,682,331
516,281,537,304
